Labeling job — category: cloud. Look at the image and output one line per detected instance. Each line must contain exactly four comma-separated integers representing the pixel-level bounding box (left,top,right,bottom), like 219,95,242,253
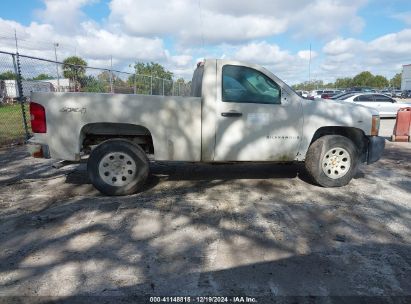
109,0,366,45
392,11,411,26
298,50,318,60
35,0,99,33
76,22,166,61
233,42,293,65
0,0,409,84
321,29,411,79
288,0,367,38
108,0,288,44
229,41,314,84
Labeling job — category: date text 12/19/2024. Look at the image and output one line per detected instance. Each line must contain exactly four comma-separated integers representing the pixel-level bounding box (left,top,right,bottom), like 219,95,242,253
149,296,257,303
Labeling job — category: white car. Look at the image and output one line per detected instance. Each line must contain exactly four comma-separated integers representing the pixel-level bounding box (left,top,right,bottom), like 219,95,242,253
392,90,402,98
340,93,411,117
309,89,340,99
296,90,309,98
308,90,324,99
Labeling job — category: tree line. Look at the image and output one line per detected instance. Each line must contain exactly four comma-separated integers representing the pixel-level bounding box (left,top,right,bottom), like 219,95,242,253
2,55,402,93
292,71,402,91
0,56,190,95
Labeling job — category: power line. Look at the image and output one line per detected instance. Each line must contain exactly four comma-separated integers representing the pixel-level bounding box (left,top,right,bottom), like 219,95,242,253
198,0,205,49
0,30,78,53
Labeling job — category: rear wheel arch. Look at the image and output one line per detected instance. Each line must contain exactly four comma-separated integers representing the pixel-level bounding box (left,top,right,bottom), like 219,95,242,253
80,122,155,156
87,138,149,195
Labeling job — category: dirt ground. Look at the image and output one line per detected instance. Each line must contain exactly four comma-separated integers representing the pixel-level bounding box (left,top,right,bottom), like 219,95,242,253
0,119,410,303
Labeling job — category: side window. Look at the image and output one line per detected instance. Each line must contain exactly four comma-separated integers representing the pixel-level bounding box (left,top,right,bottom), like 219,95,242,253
222,65,281,104
354,95,374,102
373,94,392,102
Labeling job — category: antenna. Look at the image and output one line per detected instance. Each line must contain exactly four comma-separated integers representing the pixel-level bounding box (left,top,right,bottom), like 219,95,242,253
308,43,311,85
198,0,205,49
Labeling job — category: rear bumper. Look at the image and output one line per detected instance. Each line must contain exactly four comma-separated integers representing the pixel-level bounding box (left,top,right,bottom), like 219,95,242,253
366,136,385,164
27,143,51,159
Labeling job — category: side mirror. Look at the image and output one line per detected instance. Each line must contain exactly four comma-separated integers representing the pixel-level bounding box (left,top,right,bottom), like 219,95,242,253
281,89,291,106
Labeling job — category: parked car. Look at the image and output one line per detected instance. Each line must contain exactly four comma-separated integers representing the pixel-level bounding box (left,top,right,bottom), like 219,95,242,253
321,90,341,99
380,89,391,96
340,93,411,117
308,90,324,99
309,89,340,99
392,90,402,98
401,90,411,98
296,90,309,98
350,87,376,93
331,92,356,100
28,59,385,195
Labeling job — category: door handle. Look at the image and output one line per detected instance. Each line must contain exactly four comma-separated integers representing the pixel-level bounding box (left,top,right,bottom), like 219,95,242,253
221,112,242,117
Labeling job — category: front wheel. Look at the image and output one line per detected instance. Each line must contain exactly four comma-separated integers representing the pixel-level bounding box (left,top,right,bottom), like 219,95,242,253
305,135,359,187
87,139,149,196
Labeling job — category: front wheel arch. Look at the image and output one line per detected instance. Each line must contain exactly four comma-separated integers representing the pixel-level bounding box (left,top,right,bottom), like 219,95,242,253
309,126,368,162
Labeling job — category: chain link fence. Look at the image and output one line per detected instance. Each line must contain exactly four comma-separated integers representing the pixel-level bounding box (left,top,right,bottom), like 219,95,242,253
0,50,192,147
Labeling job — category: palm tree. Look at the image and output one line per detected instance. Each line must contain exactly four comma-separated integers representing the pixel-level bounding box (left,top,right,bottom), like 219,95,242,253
62,56,87,91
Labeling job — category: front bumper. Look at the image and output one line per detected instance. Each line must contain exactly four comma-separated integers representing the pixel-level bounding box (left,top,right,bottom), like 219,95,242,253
366,136,385,164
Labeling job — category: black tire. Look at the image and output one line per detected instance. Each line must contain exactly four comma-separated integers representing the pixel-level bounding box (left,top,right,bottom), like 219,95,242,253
87,139,149,196
305,135,359,187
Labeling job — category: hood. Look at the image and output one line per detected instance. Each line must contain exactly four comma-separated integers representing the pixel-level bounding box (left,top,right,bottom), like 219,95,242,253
304,98,379,116
300,97,377,136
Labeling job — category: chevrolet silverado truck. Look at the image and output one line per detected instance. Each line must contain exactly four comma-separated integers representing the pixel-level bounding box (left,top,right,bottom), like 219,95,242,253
28,59,385,195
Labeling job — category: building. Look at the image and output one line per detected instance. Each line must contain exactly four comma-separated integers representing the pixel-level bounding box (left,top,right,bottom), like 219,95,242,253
401,64,411,90
2,80,53,100
0,78,72,103
40,79,72,92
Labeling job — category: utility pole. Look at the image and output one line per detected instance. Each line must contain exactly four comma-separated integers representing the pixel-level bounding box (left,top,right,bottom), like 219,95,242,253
14,29,19,52
110,56,113,93
150,73,153,95
53,43,60,92
129,63,137,94
133,66,137,94
13,30,30,140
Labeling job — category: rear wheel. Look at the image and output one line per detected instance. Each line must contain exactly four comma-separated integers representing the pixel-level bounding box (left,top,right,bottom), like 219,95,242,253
305,135,359,187
87,139,149,196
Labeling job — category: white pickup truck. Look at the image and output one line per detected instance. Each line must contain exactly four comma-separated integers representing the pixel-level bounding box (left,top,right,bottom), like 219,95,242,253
28,59,385,195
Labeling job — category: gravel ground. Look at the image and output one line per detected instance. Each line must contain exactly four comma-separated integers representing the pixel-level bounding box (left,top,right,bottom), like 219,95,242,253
0,119,410,303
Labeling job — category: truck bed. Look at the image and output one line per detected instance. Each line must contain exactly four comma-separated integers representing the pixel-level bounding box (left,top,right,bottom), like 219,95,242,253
30,92,202,161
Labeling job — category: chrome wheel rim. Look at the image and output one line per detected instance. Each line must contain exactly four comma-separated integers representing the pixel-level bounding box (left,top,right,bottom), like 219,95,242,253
98,152,136,186
322,147,351,179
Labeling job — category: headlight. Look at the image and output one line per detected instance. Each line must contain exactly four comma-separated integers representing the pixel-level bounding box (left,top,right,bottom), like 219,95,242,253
371,115,380,136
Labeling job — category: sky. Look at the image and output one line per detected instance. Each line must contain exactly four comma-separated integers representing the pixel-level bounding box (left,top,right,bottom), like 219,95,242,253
0,0,411,84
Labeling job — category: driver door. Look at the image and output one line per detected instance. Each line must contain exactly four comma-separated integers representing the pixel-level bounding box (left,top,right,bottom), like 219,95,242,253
214,61,303,161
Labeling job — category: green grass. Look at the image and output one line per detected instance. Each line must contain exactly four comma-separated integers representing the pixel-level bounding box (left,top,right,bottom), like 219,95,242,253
0,103,31,146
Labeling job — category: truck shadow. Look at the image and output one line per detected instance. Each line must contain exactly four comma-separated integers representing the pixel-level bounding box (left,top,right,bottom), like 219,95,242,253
64,160,372,192
150,161,313,184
